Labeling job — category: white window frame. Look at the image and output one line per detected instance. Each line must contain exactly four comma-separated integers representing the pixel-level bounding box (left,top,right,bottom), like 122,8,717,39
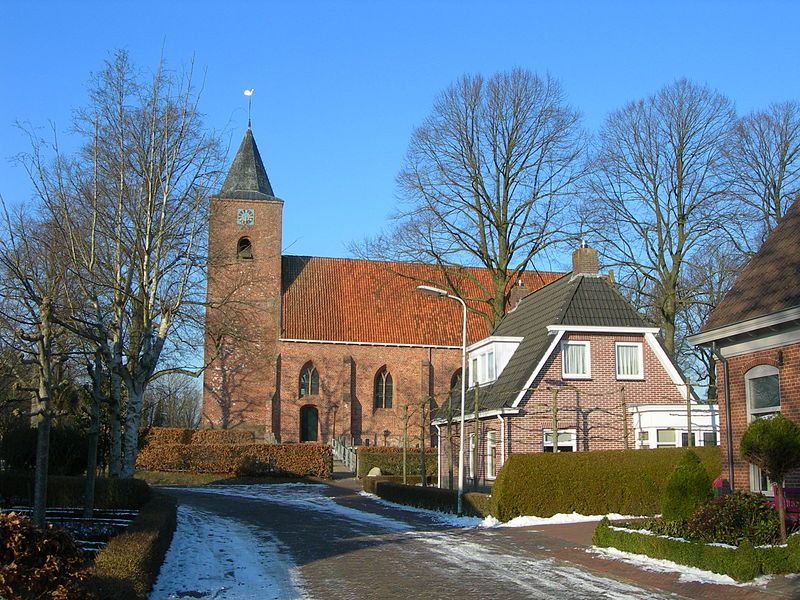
542,428,577,452
486,431,498,480
745,365,780,495
655,428,677,448
561,340,591,379
615,342,644,380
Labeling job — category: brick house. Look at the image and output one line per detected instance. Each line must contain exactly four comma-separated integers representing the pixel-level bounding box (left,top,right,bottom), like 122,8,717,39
434,245,718,487
689,200,800,495
202,127,560,445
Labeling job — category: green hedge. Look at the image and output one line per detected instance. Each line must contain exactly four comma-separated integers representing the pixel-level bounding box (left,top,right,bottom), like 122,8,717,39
374,482,490,518
84,492,178,599
363,475,430,494
356,447,437,478
593,518,800,582
491,447,721,521
0,474,151,509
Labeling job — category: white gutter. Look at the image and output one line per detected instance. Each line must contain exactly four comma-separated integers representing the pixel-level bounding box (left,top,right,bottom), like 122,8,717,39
688,306,800,346
431,407,521,426
467,335,524,353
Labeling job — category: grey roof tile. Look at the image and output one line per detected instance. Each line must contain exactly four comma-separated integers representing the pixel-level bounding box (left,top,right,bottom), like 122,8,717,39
219,128,275,200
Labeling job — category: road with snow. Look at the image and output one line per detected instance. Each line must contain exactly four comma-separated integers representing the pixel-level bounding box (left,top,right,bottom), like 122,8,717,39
150,482,790,600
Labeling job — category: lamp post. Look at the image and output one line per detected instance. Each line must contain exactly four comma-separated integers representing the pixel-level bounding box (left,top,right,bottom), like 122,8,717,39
417,284,467,516
331,403,338,443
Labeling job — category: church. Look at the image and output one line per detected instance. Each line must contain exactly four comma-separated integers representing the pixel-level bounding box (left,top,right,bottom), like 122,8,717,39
201,127,559,445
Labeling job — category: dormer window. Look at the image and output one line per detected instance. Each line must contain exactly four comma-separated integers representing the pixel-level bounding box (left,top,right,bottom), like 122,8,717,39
237,237,253,260
471,349,496,385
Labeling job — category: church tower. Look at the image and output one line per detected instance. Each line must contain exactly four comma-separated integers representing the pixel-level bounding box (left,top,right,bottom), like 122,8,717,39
202,128,283,433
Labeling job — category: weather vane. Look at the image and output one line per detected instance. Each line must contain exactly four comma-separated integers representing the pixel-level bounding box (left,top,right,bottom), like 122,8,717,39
244,88,255,127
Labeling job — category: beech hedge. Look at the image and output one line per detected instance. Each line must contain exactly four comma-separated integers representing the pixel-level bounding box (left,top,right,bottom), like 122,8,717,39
135,442,333,478
356,447,437,478
374,482,490,517
491,447,721,521
593,518,800,582
139,427,255,446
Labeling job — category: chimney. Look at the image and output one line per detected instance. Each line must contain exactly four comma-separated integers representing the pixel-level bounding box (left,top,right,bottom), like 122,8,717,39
572,241,599,277
508,279,532,310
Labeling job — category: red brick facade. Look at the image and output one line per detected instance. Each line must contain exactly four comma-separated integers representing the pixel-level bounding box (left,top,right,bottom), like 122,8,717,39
439,332,687,487
716,341,800,491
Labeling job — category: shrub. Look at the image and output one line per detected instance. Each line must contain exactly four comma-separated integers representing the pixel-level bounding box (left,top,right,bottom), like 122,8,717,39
0,511,89,599
356,447,437,478
374,482,490,517
593,517,800,581
1,426,89,475
138,427,256,447
661,450,712,522
0,474,150,510
135,442,333,478
84,493,177,600
491,446,721,521
683,492,782,546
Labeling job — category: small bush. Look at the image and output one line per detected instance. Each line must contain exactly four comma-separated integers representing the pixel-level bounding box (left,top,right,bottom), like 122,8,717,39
356,447,437,478
683,492,782,546
491,446,721,521
0,511,89,599
0,474,150,509
374,482,490,517
661,451,712,522
83,493,177,600
1,426,89,475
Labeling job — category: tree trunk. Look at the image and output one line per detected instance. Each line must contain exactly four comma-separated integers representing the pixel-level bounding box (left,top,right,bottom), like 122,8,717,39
83,353,104,518
776,484,788,543
120,382,145,478
108,371,122,477
32,408,51,528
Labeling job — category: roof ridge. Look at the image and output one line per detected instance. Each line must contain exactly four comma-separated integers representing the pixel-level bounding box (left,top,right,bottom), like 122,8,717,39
554,275,581,325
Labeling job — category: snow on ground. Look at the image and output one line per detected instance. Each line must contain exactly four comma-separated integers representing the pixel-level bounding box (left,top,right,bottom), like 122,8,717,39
481,512,648,528
356,491,483,527
175,483,413,532
149,504,306,600
588,546,772,587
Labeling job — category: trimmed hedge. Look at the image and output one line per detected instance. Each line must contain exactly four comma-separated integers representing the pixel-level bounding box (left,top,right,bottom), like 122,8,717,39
374,482,490,518
363,475,430,494
140,427,255,446
135,442,333,478
356,447,437,478
84,492,177,599
491,447,721,521
0,474,151,509
593,518,800,582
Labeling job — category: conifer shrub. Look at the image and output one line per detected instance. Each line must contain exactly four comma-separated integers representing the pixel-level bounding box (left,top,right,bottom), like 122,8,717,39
661,450,713,522
491,446,721,521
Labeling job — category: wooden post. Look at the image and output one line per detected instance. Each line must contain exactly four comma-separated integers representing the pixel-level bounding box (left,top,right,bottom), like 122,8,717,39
551,388,559,453
621,386,629,450
686,381,694,447
474,383,480,489
420,398,427,487
402,405,409,484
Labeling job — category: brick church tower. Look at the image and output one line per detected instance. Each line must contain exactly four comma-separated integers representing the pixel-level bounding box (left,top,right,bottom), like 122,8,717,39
203,127,283,433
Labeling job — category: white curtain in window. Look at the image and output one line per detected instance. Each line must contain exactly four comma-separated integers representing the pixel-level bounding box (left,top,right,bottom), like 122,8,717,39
563,343,587,375
616,344,640,377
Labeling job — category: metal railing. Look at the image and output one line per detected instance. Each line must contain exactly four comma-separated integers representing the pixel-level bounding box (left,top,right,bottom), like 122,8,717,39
332,435,358,473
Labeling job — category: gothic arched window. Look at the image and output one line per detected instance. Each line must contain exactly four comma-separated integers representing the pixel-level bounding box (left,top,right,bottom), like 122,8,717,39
299,362,319,397
237,237,253,259
450,369,462,392
374,367,393,409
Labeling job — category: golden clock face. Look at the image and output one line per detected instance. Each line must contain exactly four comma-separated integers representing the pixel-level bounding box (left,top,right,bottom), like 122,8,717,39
236,208,254,226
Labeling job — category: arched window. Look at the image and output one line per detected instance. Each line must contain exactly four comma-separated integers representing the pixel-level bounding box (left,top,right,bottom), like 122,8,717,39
745,365,780,493
299,362,319,397
237,237,253,259
450,369,462,392
374,367,393,409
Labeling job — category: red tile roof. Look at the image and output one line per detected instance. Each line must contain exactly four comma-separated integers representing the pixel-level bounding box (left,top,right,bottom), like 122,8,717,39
702,198,800,332
281,256,563,346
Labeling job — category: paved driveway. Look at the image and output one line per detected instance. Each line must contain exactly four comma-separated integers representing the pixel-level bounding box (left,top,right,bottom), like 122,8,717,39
154,480,798,600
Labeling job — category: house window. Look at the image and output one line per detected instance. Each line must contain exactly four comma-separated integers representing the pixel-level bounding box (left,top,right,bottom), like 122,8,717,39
237,237,253,259
543,429,576,452
450,369,462,391
374,367,393,409
470,350,497,385
702,432,718,446
656,429,677,447
562,341,590,379
469,433,476,479
615,342,643,379
299,362,319,397
746,365,780,494
486,431,498,479
471,357,479,385
681,432,693,447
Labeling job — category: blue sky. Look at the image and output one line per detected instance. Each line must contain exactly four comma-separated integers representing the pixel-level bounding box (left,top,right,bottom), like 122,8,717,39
2,1,799,271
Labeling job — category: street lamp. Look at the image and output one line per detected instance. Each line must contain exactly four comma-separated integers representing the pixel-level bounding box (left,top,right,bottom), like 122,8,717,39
417,284,467,516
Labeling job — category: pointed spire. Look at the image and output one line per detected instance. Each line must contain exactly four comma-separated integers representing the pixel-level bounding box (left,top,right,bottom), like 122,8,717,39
219,128,275,200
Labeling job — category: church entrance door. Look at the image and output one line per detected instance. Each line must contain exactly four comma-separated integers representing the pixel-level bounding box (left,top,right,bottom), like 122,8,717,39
300,405,319,442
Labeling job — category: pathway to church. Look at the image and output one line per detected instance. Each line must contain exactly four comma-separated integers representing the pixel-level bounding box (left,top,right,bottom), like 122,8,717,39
150,479,798,600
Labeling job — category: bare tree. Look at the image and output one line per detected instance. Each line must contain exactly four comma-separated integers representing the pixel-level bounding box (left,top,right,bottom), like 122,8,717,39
356,69,586,329
584,79,736,358
20,50,223,478
726,101,800,252
142,373,201,428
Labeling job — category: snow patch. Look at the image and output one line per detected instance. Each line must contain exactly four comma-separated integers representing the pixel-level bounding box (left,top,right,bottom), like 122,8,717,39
356,491,483,527
482,512,646,528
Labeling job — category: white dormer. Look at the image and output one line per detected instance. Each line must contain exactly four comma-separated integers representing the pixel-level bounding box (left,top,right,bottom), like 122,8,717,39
467,336,523,386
